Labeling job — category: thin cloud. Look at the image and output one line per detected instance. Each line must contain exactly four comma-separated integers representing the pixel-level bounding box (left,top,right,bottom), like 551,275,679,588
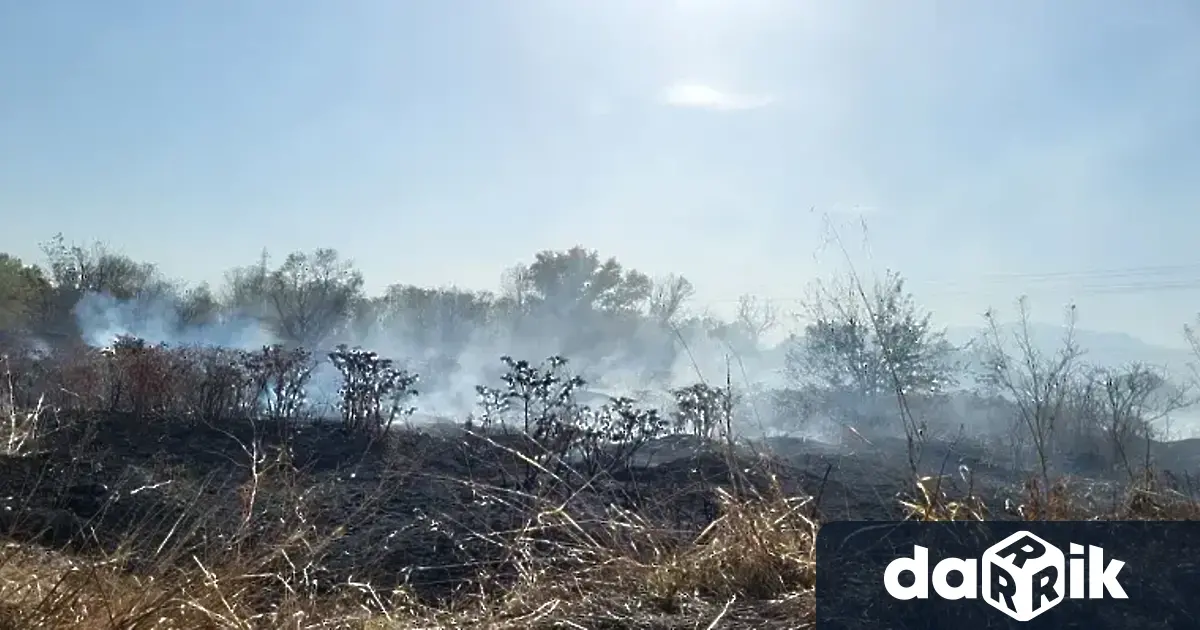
659,83,773,111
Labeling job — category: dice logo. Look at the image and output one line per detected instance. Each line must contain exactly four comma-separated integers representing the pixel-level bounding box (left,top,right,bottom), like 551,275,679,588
981,531,1064,621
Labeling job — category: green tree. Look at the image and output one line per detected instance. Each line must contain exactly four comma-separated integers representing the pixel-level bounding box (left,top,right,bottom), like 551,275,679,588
0,253,51,331
220,249,273,318
223,248,364,346
175,282,222,330
36,234,176,338
40,234,169,300
373,284,495,348
785,271,956,397
509,246,653,317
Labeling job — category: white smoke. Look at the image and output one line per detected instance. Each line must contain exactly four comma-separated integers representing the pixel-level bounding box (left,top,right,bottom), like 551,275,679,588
68,288,794,434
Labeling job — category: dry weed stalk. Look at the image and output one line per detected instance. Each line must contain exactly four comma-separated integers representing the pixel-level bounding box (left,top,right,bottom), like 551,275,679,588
1,357,48,457
900,474,987,522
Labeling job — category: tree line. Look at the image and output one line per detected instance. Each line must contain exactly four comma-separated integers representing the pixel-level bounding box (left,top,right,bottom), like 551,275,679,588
2,233,1198,479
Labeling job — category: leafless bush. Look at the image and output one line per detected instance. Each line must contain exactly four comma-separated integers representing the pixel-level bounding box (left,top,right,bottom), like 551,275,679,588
100,335,191,416
243,344,315,422
1069,363,1192,478
328,344,419,437
975,300,1195,487
468,356,677,494
185,346,256,421
473,355,586,489
573,397,669,476
52,342,109,411
475,356,583,434
977,300,1087,489
671,382,733,440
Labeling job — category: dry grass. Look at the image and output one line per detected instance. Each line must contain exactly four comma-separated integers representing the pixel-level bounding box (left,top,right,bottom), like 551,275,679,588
1,406,1198,628
0,483,820,629
0,467,1195,630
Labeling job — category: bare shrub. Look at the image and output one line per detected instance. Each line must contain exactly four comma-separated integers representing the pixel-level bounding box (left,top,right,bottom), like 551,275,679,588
475,356,583,435
671,382,733,440
473,355,586,489
187,346,256,421
573,397,669,477
53,343,109,411
1070,363,1191,478
977,299,1085,489
242,344,315,422
328,345,419,437
102,335,199,417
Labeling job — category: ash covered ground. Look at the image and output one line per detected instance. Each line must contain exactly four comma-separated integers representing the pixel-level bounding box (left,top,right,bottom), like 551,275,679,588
4,410,1198,604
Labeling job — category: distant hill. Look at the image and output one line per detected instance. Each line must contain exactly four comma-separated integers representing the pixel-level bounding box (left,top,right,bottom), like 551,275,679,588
756,323,1200,437
759,323,1196,386
945,322,1200,438
945,322,1195,378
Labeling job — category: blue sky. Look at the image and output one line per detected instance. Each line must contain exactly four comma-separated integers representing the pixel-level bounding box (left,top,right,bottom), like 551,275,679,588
2,0,1199,347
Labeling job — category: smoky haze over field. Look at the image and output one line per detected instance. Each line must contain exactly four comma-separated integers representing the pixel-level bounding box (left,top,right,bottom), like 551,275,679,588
5,237,1200,450
62,245,796,435
73,292,788,422
72,289,787,423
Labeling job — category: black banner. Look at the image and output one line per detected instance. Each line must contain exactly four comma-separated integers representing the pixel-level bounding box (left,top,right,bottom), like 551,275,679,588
816,520,1200,628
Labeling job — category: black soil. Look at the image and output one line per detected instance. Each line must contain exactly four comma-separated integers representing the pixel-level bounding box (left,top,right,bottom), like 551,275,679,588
2,412,1198,603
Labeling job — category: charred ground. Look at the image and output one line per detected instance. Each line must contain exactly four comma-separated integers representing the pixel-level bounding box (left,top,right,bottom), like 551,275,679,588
0,338,1198,628
4,407,1197,608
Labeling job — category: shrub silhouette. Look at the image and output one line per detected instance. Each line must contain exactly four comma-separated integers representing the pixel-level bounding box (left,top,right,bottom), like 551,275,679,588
328,344,419,437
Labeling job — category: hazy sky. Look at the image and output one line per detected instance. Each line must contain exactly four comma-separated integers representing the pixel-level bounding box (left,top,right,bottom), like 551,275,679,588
2,1,1199,347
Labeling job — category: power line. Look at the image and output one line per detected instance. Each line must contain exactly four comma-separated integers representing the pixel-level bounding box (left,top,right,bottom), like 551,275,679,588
695,265,1200,306
968,263,1200,282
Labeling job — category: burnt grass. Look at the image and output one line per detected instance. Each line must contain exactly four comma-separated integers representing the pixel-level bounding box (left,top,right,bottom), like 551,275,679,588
3,411,1200,605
